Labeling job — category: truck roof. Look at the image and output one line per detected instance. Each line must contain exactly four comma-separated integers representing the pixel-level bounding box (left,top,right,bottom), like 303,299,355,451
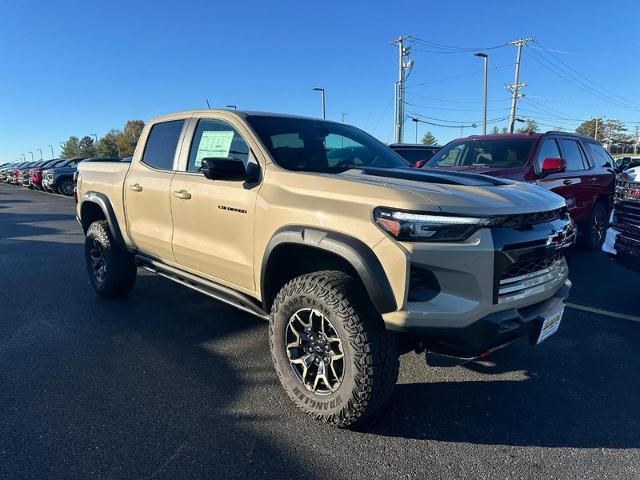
462,131,596,142
149,109,345,125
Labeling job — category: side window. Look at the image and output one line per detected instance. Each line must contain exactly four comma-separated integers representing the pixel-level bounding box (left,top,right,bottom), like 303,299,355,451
585,142,614,168
187,119,249,173
536,139,561,166
435,144,465,166
142,120,185,171
559,139,587,171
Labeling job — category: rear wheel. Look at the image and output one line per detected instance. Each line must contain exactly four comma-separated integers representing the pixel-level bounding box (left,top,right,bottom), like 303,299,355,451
85,221,137,298
269,271,398,427
582,203,607,250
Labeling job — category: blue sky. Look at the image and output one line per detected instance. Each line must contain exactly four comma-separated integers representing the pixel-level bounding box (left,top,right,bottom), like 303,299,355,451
1,0,639,161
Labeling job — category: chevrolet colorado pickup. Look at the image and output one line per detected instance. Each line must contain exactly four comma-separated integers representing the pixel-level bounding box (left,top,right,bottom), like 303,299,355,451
76,110,574,426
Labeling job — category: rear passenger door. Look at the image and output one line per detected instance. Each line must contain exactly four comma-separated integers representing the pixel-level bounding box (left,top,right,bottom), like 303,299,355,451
125,119,186,261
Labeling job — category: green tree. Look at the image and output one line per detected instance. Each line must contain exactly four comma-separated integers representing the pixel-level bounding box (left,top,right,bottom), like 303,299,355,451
60,136,80,158
78,136,97,157
421,131,438,145
490,126,501,135
517,119,539,133
576,117,605,141
116,120,145,156
97,130,121,157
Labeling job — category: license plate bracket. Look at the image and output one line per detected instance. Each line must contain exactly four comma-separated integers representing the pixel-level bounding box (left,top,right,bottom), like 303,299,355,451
536,306,564,345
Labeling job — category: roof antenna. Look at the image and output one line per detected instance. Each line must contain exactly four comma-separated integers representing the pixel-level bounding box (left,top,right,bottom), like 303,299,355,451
205,98,211,109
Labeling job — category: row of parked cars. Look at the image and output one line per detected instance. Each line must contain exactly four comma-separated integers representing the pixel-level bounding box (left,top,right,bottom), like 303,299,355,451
0,157,130,195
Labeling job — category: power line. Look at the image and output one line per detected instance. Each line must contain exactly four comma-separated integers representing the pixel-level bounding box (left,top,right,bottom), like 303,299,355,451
406,63,514,88
405,91,512,104
410,37,508,53
526,47,640,111
404,99,510,113
532,40,640,109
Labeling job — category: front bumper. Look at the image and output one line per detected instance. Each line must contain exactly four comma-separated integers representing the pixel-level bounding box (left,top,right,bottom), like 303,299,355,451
380,215,574,355
603,226,640,273
403,281,570,357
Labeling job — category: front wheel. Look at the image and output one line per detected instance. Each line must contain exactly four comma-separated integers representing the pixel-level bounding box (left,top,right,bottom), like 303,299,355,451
85,221,137,298
582,203,607,250
58,178,74,196
269,271,399,427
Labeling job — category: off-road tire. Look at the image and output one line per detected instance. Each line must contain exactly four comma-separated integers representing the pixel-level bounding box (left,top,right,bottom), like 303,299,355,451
269,270,399,427
85,220,137,298
581,202,607,250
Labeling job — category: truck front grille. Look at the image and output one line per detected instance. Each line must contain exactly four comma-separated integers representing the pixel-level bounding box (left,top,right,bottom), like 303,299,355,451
498,255,568,304
498,207,566,229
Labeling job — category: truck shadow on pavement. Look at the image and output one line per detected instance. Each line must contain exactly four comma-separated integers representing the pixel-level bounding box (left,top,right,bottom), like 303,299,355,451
358,309,640,449
0,204,319,479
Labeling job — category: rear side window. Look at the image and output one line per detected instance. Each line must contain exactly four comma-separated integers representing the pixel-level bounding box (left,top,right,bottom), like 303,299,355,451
187,119,249,173
559,139,587,171
585,142,614,168
142,120,185,171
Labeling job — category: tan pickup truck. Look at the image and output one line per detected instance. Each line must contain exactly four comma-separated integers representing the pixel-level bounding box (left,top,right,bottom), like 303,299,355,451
76,110,574,426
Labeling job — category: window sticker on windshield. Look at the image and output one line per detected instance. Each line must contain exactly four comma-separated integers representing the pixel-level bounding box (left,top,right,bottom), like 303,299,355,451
195,130,235,167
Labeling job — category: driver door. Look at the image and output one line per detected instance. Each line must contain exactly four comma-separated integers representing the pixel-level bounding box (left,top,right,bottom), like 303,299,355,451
170,117,261,290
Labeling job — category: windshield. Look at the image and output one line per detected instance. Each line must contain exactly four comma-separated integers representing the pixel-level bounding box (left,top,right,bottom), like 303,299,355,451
245,116,409,173
425,138,536,169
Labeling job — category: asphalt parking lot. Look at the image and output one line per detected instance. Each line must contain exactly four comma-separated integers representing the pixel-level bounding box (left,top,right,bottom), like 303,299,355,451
1,184,639,480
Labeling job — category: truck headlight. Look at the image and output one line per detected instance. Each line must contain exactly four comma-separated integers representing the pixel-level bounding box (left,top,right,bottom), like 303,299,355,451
374,207,492,242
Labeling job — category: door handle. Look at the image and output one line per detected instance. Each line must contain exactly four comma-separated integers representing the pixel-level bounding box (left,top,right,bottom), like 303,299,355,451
128,183,143,192
172,190,191,200
588,177,599,183
563,179,573,185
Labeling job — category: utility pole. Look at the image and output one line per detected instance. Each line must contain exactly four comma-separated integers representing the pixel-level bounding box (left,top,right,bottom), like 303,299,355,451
594,118,599,140
341,113,346,124
474,52,488,135
507,37,532,133
391,35,413,144
412,118,419,143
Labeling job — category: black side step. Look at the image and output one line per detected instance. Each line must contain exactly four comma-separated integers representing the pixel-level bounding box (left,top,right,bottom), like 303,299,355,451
135,254,269,320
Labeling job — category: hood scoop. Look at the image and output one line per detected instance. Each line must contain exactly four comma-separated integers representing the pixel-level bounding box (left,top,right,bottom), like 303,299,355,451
359,167,511,187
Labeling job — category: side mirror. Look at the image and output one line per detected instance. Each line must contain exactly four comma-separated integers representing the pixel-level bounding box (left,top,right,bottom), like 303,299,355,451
201,157,259,181
540,157,566,175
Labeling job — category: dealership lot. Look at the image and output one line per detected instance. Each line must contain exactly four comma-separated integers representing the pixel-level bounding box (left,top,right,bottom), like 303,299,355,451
1,184,638,479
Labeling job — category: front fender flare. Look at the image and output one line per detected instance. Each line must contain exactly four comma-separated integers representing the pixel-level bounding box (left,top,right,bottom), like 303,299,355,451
261,226,397,314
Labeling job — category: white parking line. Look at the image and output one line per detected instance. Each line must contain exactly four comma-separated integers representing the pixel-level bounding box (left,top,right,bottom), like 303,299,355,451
566,302,640,323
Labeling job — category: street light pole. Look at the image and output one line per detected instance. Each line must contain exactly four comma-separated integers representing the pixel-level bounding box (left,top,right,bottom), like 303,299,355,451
412,118,419,143
28,151,34,161
226,105,237,110
37,148,43,160
341,113,346,124
47,145,55,159
474,52,488,135
312,87,326,119
90,134,98,156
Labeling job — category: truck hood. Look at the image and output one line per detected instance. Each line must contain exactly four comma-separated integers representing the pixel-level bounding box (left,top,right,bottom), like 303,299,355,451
44,167,76,175
337,167,566,215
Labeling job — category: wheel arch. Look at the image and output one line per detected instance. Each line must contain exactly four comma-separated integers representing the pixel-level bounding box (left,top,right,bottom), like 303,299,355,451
79,192,126,248
261,226,397,315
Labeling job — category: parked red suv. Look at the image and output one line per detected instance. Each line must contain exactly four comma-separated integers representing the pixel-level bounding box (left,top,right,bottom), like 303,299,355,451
424,132,616,249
